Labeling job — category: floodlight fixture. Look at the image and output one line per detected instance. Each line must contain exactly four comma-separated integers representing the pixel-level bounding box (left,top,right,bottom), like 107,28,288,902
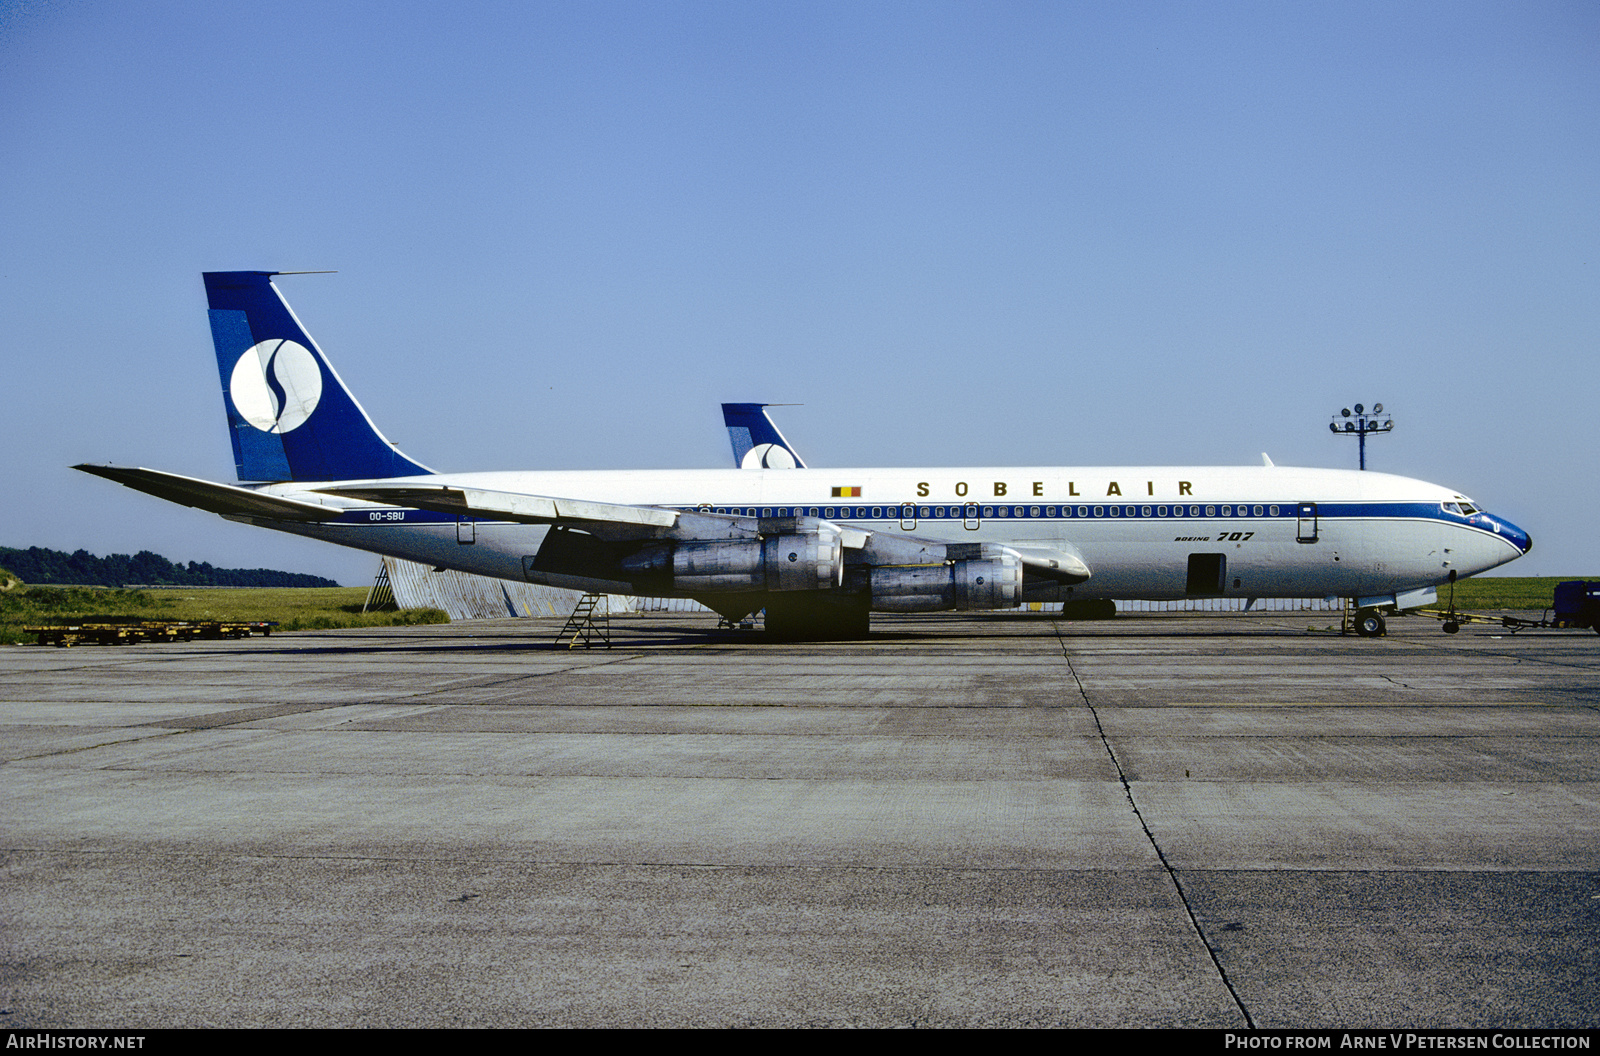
1328,401,1394,470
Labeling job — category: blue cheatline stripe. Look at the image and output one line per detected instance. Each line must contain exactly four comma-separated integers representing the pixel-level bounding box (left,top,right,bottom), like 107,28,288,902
332,501,1458,524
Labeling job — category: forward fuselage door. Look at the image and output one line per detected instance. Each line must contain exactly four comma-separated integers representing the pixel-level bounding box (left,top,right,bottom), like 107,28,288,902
1296,502,1318,544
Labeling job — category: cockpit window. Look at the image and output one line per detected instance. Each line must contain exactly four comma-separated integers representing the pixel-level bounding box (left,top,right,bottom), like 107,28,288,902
1443,503,1462,515
1453,496,1480,515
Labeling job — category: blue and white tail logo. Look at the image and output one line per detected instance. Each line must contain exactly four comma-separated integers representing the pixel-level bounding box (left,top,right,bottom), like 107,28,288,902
204,271,431,482
230,339,323,433
722,403,807,469
741,443,798,469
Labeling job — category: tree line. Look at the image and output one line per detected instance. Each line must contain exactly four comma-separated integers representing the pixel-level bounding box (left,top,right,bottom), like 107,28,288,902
0,546,339,588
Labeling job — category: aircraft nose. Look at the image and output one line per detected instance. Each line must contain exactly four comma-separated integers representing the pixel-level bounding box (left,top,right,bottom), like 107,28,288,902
1506,519,1532,554
1477,512,1532,554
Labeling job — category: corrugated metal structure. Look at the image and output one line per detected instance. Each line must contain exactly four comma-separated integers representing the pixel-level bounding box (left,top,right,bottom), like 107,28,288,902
371,558,610,620
630,596,711,612
1021,598,1340,613
1111,597,1341,612
369,559,709,621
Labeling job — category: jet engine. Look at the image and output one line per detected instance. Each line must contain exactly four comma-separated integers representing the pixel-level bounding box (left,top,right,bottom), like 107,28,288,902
869,550,1023,612
620,529,844,593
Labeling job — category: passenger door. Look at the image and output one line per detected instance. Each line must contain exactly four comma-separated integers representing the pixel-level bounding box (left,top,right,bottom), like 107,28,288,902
1296,502,1318,544
1187,553,1226,596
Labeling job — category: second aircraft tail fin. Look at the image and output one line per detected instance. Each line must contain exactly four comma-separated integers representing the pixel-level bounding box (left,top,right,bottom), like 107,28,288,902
722,403,806,469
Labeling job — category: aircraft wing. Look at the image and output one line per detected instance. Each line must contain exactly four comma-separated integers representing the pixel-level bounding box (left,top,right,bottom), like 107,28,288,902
78,464,1091,582
317,483,737,542
73,465,339,522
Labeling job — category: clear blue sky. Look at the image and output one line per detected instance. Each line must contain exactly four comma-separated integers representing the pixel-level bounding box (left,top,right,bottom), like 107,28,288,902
3,1,1595,584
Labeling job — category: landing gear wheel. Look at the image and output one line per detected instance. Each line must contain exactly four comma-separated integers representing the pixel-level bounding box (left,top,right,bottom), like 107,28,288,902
1442,621,1459,634
1354,608,1387,638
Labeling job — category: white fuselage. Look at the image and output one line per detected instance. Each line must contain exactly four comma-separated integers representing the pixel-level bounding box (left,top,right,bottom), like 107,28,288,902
246,464,1529,603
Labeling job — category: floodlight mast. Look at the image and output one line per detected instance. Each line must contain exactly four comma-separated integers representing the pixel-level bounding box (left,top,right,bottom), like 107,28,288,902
1328,403,1394,470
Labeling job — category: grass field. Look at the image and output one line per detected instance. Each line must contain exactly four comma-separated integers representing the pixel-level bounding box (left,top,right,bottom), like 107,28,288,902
0,579,447,646
1,574,1589,646
1437,576,1594,612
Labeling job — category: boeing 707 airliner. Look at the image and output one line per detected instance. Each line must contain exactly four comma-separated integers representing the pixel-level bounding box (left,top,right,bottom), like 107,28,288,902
77,272,1531,639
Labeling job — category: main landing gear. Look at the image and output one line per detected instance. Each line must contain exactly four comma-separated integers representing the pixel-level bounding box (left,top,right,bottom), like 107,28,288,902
1353,607,1387,638
764,594,871,641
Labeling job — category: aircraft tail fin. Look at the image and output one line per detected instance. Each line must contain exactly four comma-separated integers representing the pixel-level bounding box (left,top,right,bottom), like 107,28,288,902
722,403,806,469
203,271,433,482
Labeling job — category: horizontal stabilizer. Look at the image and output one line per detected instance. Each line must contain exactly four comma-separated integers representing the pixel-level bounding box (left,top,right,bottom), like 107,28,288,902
73,465,338,522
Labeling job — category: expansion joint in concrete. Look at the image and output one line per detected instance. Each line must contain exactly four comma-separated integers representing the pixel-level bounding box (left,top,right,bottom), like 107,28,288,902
1049,620,1256,1029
